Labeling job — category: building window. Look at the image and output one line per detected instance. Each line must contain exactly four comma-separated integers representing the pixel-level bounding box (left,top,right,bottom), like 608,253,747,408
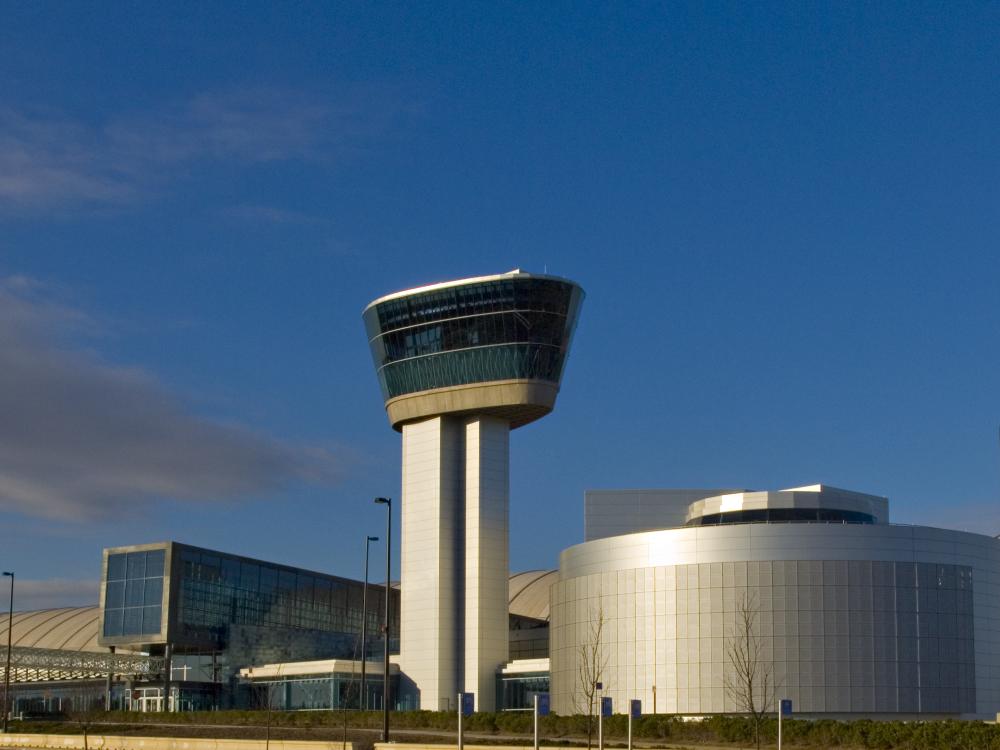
103,549,165,638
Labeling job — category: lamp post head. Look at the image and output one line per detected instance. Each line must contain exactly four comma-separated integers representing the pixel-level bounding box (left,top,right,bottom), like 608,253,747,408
367,535,380,542
2,572,11,577
374,497,391,506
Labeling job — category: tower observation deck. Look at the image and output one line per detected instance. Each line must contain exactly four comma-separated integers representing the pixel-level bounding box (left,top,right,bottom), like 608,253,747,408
363,270,583,710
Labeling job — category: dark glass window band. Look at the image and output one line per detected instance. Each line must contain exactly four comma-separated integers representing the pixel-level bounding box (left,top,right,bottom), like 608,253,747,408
686,508,876,526
378,343,565,401
370,309,571,368
367,278,576,337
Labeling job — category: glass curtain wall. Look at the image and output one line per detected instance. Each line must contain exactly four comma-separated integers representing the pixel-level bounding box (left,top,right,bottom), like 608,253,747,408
365,277,582,400
102,549,165,638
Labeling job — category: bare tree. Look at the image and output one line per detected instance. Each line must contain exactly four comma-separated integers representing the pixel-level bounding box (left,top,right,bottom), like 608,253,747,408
248,665,284,750
342,633,362,750
724,591,774,750
573,603,608,750
64,684,104,750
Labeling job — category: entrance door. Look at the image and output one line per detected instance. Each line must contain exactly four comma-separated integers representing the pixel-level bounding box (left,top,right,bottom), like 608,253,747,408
130,688,163,712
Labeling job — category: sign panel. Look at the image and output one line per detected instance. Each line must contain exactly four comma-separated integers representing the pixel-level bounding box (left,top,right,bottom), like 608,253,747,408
780,698,793,717
537,693,550,716
601,696,613,717
461,692,475,716
630,699,641,718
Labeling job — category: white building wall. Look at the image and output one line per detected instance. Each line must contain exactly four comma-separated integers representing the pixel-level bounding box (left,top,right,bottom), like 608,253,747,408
400,416,462,710
550,524,1000,719
463,416,510,710
400,414,512,711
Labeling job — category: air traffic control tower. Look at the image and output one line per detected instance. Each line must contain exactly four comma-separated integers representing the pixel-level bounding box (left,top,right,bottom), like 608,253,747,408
363,270,583,711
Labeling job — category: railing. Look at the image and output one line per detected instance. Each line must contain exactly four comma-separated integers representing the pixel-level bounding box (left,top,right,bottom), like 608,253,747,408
0,646,164,682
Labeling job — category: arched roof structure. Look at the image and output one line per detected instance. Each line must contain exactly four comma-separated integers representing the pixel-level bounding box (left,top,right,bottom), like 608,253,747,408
0,607,102,652
508,569,557,621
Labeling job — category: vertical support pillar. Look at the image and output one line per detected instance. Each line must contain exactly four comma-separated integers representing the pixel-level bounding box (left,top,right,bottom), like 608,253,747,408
162,644,172,713
399,414,512,712
400,416,462,710
463,416,509,711
105,646,116,711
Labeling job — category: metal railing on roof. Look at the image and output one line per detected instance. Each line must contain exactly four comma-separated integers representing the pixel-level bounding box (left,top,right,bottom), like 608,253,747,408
0,646,165,682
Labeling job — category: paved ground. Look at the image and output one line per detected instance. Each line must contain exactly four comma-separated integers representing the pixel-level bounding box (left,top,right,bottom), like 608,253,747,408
9,722,759,750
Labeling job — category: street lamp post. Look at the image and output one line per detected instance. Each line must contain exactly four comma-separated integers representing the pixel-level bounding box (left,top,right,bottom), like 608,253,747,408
374,498,392,742
360,535,379,710
2,571,14,734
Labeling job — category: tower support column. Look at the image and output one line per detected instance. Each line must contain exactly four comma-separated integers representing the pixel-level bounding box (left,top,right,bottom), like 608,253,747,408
463,416,509,711
400,416,463,711
399,415,511,711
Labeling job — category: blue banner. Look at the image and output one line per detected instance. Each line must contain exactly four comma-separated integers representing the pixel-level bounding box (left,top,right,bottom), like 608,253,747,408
601,696,613,717
537,693,550,716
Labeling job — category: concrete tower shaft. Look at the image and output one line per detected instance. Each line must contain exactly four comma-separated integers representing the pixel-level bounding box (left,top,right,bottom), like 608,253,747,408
363,271,584,711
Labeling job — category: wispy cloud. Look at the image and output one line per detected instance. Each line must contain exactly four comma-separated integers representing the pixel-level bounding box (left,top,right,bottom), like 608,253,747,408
0,276,339,521
219,203,330,226
0,110,134,207
0,87,404,214
7,578,100,611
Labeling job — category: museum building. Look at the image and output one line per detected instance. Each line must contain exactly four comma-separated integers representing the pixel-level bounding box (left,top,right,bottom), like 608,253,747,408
549,484,1000,719
4,271,1000,721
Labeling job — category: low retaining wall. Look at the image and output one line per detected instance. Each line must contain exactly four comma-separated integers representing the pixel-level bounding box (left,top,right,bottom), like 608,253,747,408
375,745,590,750
0,736,354,750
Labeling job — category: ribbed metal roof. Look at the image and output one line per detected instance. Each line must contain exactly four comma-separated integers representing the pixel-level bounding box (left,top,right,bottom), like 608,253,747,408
0,607,102,652
508,570,558,621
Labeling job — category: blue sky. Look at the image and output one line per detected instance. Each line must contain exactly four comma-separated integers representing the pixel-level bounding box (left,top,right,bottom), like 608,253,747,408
1,2,998,609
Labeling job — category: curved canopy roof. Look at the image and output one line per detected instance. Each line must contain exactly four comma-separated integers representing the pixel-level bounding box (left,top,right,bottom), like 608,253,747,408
0,607,102,652
508,569,558,621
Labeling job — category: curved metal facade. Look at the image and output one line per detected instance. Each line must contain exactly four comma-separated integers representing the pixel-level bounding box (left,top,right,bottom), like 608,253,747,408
550,523,1000,718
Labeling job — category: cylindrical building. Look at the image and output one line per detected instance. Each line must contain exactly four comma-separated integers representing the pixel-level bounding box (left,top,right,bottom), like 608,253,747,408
550,485,1000,719
364,270,584,710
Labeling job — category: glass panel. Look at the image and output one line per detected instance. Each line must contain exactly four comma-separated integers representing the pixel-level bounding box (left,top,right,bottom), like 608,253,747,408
260,566,278,593
221,557,240,583
279,570,297,594
125,578,145,607
142,606,162,634
314,579,332,609
241,562,260,592
103,609,123,637
200,554,221,582
123,607,143,636
143,577,163,605
126,551,146,579
145,549,166,577
297,574,315,605
107,554,127,581
105,581,125,609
